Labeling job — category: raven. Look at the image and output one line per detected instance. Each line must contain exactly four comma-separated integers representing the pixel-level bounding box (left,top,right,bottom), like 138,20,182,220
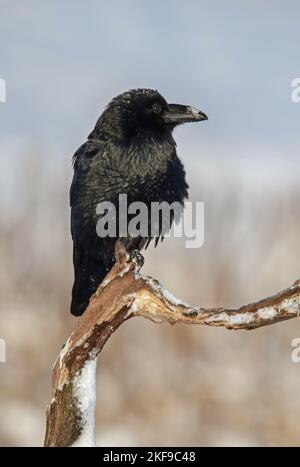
70,89,207,316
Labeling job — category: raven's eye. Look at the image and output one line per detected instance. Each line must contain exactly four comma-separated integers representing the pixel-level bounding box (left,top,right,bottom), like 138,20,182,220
152,103,162,114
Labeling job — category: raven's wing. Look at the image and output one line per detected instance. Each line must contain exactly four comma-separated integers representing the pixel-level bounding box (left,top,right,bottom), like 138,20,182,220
70,138,124,315
70,139,104,213
70,140,107,315
70,138,125,248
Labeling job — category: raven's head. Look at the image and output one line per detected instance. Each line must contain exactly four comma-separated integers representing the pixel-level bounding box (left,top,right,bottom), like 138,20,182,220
89,88,207,141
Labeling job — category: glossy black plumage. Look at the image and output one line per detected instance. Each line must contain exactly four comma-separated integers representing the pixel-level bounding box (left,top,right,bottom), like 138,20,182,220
70,89,207,316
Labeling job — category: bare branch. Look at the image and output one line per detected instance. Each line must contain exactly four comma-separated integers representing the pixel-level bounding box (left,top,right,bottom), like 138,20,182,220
44,242,300,446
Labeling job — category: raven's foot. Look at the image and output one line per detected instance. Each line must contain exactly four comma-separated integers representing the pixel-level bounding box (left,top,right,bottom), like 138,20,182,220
129,250,144,271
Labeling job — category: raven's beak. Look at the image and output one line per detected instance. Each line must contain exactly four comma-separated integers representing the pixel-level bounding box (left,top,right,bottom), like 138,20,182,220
163,103,208,125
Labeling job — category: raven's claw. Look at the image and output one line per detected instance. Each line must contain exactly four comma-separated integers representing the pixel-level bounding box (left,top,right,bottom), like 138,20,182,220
129,250,144,270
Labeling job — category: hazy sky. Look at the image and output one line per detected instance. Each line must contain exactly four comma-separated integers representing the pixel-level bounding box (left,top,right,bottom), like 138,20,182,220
1,1,300,158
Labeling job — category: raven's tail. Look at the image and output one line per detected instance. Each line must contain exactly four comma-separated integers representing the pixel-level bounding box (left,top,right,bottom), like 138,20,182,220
71,250,108,316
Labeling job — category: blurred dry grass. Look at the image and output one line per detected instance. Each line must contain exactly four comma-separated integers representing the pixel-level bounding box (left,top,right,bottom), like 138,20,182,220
1,148,300,446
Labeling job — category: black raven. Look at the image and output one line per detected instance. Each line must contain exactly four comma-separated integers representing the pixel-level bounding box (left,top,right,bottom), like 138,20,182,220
70,89,207,316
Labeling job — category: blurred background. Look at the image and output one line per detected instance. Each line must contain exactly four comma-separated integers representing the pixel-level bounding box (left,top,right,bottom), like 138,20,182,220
1,0,300,446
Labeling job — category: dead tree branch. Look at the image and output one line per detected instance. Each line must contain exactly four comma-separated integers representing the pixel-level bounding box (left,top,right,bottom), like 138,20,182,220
44,242,300,447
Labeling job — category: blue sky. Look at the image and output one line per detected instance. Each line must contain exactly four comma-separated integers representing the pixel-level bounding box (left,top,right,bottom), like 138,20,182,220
0,0,300,157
